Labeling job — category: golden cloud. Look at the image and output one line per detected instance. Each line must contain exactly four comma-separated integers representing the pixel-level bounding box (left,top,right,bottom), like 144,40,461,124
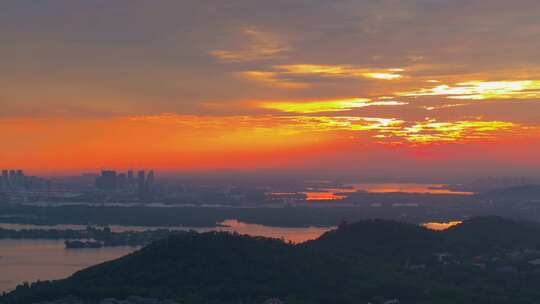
237,64,405,88
258,98,407,113
126,114,523,145
398,80,540,100
386,120,517,143
275,64,405,80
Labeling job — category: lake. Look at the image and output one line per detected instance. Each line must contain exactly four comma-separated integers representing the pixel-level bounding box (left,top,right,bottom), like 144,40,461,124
303,182,474,200
0,218,460,293
0,220,333,293
422,221,463,231
0,240,134,293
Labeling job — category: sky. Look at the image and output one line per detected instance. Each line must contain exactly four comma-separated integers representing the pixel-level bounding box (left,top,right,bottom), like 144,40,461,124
1,0,540,179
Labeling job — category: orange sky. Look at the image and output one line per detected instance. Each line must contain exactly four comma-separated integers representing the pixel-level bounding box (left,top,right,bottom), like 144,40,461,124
2,1,540,177
3,114,539,177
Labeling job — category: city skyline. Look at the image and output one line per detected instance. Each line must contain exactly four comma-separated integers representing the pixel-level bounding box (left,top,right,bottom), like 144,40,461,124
3,2,540,303
2,0,540,178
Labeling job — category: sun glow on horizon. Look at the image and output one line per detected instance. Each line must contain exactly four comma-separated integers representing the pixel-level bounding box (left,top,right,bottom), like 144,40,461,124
2,113,539,173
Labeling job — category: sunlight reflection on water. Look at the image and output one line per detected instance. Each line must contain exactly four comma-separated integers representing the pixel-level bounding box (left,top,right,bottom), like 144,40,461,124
0,220,334,293
422,221,463,231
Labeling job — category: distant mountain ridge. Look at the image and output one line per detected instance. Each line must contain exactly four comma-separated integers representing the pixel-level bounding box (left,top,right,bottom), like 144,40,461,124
478,185,540,200
5,216,540,304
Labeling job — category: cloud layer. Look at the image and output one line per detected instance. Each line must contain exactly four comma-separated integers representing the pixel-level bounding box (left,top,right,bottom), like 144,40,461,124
1,0,540,175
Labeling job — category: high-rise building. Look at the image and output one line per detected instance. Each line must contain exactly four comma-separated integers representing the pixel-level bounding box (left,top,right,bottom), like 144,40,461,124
1,170,7,189
137,170,146,198
0,169,48,191
16,170,25,189
127,170,135,190
2,169,25,189
117,173,127,190
0,170,7,191
95,170,118,191
0,169,30,190
145,170,155,196
8,170,16,188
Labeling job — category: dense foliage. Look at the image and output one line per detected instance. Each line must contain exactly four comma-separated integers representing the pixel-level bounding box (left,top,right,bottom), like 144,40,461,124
4,216,540,304
0,226,172,247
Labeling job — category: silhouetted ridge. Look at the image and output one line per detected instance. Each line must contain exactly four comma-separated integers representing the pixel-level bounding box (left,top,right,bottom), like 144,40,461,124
2,232,345,304
314,219,436,244
69,231,294,286
303,219,441,261
446,216,538,238
6,218,540,304
444,216,540,252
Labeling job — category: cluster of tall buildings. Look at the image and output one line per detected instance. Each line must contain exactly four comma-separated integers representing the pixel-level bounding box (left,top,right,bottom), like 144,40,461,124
0,169,48,192
1,170,25,191
95,170,155,199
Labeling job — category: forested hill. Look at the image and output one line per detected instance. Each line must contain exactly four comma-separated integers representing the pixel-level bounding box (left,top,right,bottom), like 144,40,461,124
302,219,442,262
5,217,540,304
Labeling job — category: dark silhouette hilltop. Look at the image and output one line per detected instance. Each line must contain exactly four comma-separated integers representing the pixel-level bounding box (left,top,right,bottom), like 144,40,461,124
4,217,540,304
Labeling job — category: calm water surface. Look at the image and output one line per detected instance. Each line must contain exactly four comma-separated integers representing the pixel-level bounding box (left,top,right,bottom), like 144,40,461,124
422,221,463,230
303,183,474,200
0,221,332,293
0,240,134,293
0,219,461,293
351,183,474,195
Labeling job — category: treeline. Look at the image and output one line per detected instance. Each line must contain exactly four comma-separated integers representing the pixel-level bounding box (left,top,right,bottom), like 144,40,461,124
5,217,540,304
0,226,175,247
0,203,492,228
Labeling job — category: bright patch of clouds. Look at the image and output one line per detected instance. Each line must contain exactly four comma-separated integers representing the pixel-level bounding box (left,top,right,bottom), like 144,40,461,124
399,80,540,100
258,98,407,113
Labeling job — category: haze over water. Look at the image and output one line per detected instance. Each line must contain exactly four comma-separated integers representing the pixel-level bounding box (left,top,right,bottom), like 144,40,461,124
2,1,540,303
0,240,134,293
302,183,474,200
0,217,464,293
0,221,332,293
